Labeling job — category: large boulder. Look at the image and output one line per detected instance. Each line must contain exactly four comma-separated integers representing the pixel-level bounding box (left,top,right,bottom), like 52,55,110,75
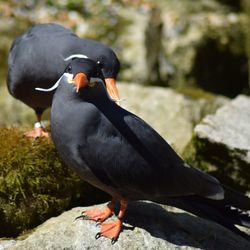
1,202,250,250
184,95,250,192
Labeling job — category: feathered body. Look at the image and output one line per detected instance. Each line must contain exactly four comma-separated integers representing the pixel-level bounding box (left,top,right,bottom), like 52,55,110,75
49,59,250,241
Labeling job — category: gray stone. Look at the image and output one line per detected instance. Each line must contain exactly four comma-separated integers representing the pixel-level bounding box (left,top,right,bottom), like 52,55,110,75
187,95,250,191
0,241,16,250
2,201,250,250
108,1,248,96
195,95,250,161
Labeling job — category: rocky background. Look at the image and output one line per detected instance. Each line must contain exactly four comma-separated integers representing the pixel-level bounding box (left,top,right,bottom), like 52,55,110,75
1,0,250,249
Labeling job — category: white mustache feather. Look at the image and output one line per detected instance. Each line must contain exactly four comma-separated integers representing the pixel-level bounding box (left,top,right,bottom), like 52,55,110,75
35,73,73,92
64,54,89,61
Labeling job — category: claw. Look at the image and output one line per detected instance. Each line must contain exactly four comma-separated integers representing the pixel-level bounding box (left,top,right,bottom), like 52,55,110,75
95,232,101,239
75,214,86,220
96,221,101,227
111,237,117,245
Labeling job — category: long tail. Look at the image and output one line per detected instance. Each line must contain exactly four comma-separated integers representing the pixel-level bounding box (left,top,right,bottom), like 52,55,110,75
159,191,250,240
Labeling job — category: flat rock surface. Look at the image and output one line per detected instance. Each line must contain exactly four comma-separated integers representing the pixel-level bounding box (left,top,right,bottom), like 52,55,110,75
2,201,250,250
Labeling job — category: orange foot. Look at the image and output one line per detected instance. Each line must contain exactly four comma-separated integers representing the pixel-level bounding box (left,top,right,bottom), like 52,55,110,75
96,219,122,244
24,127,50,138
78,206,114,223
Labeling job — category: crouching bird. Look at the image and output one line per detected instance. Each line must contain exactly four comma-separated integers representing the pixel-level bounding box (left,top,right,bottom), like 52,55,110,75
7,23,120,138
37,58,250,243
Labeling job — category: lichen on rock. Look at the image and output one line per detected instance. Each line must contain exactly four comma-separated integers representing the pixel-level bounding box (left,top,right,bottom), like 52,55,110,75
183,95,250,193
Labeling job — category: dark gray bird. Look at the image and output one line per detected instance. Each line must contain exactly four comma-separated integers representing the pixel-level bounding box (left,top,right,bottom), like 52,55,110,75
7,23,120,138
39,58,250,243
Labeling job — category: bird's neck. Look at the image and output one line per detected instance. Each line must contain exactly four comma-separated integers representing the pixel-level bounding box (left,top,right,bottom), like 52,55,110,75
78,83,115,107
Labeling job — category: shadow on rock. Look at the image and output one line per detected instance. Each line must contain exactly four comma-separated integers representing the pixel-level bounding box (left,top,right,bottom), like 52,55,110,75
121,201,250,249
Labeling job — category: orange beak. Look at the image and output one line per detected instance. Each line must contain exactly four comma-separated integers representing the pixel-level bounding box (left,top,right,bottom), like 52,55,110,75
74,73,88,92
105,78,120,104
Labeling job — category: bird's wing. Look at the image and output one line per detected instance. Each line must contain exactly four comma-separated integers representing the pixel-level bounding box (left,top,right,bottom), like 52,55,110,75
80,107,223,200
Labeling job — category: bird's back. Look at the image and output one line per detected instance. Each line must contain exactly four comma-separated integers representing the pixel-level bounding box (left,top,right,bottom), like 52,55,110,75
7,23,119,109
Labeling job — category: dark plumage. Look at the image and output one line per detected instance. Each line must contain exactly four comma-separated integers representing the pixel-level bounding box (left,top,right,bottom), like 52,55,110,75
7,23,120,137
44,58,250,242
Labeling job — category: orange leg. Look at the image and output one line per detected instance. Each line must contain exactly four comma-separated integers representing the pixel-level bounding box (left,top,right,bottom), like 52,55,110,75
96,198,128,244
24,124,49,138
24,112,49,138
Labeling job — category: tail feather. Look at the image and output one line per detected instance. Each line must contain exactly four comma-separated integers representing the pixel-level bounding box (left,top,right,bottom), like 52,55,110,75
159,195,250,240
224,204,250,228
223,184,250,211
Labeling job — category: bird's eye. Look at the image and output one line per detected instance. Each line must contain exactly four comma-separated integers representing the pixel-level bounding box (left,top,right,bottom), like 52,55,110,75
66,65,72,73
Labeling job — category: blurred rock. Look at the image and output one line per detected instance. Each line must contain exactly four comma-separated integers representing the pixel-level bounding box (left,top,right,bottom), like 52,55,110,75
0,85,38,128
99,1,249,97
184,95,250,192
2,201,250,250
118,82,228,154
1,1,249,98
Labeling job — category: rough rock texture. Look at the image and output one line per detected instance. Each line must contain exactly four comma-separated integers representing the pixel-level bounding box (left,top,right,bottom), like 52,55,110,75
118,82,228,153
1,202,250,250
184,95,250,192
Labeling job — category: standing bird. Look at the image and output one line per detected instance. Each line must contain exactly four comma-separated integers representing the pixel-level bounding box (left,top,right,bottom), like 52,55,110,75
38,58,250,243
7,23,120,138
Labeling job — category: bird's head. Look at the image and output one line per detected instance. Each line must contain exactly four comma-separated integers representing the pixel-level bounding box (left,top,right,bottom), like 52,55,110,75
35,58,121,104
65,58,105,92
35,58,105,92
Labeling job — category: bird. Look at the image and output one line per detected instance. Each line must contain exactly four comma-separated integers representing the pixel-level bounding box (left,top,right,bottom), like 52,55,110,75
7,23,120,138
37,58,250,243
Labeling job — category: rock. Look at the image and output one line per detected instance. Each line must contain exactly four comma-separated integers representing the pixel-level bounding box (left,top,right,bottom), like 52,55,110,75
184,95,250,192
160,2,248,96
0,241,16,250
118,82,228,154
2,201,250,250
114,1,248,96
0,85,38,127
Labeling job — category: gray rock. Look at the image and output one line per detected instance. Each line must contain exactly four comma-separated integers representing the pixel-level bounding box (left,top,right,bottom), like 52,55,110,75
110,1,248,96
0,241,16,250
2,201,250,250
187,95,250,191
195,95,250,161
